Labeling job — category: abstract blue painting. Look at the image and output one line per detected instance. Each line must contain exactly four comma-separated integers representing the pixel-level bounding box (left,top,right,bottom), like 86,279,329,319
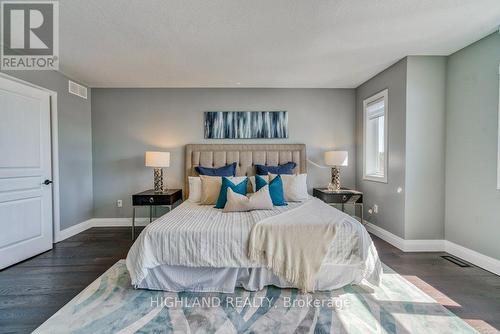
204,111,288,139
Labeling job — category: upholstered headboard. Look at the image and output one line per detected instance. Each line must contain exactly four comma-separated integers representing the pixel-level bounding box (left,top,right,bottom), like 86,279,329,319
185,144,306,198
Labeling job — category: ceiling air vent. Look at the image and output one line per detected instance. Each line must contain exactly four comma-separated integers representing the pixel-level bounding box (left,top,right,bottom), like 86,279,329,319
68,80,88,99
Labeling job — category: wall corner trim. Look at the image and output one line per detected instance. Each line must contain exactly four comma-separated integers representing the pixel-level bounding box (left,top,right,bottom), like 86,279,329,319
365,222,500,276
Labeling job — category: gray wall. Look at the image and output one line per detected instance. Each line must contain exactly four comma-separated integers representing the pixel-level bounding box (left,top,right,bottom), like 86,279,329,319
445,32,500,259
356,56,448,241
1,70,93,230
356,59,408,238
405,56,447,240
91,88,356,218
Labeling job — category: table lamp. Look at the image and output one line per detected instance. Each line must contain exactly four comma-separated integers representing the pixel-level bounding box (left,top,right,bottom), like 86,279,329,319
145,151,170,192
324,151,348,191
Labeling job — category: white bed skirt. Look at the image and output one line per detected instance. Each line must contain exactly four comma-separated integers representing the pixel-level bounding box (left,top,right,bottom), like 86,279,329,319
135,263,365,293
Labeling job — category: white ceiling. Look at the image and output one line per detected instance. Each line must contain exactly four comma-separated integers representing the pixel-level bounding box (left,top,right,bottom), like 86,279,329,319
59,0,500,88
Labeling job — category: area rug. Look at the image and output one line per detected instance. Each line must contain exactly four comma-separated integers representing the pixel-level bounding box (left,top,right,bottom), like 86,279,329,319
34,260,477,333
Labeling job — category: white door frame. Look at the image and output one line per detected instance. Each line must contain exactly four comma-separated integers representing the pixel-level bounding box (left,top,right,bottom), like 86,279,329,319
0,72,60,243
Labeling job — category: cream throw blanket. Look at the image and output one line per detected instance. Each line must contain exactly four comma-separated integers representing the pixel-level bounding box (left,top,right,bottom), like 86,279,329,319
248,198,337,292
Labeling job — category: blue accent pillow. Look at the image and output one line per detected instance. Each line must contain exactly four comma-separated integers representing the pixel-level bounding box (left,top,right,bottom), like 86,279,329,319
255,162,296,175
196,162,237,177
215,177,248,209
255,175,286,206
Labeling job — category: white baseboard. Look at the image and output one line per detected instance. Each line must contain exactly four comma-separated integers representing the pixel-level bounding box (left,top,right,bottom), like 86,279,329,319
365,222,407,250
445,241,500,276
89,218,150,227
55,218,500,276
55,219,93,242
365,222,500,276
365,222,445,252
54,217,150,242
404,239,445,252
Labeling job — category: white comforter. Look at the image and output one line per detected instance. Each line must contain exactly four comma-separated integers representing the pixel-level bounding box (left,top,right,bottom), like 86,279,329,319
126,197,382,288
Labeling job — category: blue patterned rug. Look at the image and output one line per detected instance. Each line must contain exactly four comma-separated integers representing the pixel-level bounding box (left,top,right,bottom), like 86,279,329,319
34,260,477,333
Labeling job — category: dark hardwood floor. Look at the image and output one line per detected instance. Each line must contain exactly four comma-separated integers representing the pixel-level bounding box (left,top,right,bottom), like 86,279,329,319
0,227,136,334
374,235,500,334
0,227,499,334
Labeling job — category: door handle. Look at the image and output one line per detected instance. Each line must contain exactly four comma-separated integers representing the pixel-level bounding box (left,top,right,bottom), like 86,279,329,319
43,179,53,185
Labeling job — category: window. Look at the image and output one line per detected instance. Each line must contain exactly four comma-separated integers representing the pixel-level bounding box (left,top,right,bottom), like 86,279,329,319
363,89,388,182
497,64,500,189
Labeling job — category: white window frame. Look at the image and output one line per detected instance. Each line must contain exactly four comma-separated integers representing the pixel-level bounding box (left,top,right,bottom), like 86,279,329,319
497,64,500,189
363,89,389,183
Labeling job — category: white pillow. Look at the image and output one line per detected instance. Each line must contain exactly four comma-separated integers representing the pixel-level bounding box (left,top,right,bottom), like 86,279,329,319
199,175,247,205
270,173,308,202
249,175,269,192
223,185,273,212
187,176,202,203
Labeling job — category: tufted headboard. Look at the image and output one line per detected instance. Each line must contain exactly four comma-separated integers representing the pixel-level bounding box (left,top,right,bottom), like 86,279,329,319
185,144,306,198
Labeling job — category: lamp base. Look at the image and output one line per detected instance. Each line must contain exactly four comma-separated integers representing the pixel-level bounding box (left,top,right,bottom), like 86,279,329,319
153,168,166,193
327,166,341,192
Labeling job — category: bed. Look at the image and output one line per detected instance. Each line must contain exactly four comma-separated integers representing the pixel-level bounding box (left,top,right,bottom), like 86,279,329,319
126,144,382,293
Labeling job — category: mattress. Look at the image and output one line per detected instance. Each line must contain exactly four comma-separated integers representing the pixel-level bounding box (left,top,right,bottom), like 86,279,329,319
126,198,382,292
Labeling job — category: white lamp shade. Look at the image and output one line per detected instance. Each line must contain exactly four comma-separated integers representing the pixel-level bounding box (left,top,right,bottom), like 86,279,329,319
324,151,348,166
145,151,170,167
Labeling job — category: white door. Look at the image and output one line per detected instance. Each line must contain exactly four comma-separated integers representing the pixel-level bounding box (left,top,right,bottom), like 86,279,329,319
0,75,53,269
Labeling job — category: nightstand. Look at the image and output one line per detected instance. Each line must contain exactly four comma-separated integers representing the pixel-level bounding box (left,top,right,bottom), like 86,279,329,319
313,188,364,224
131,189,182,239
